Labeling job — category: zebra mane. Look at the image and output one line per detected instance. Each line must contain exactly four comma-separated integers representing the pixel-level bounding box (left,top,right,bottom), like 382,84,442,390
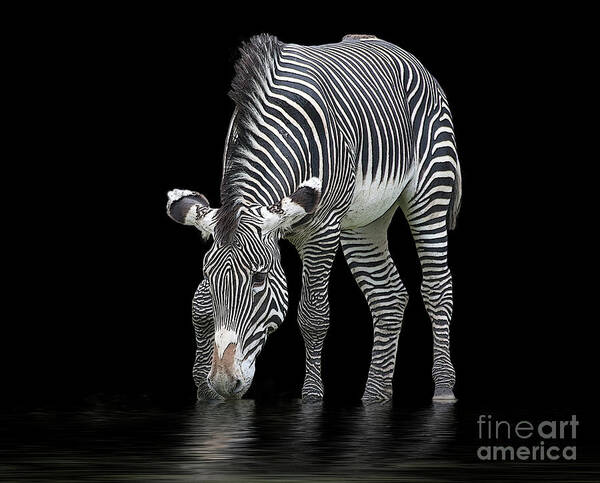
228,33,283,116
215,33,283,245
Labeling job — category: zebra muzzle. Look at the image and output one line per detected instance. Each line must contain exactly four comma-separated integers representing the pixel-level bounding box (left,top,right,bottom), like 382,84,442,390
208,342,247,398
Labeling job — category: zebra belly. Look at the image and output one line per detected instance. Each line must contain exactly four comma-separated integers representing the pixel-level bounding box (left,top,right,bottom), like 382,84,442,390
340,168,412,230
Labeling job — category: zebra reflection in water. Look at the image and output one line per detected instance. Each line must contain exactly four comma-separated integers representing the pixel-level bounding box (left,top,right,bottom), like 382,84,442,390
177,401,457,478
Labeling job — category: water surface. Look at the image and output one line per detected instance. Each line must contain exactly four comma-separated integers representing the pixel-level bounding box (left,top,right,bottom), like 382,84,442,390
1,398,598,481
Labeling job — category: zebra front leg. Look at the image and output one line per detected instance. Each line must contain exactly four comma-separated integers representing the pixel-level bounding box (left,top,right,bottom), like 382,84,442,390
192,280,223,400
341,211,408,402
296,232,339,402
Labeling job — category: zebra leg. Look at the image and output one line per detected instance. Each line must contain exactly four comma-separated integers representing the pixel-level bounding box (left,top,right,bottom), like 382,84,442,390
192,279,223,400
401,97,460,401
296,230,340,402
406,212,456,401
341,209,408,402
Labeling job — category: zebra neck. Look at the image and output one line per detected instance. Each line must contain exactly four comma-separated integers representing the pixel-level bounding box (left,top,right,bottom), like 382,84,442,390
221,157,313,209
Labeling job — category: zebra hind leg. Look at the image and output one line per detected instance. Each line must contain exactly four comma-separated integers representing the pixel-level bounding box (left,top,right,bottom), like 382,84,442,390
405,203,457,401
192,280,223,400
341,209,408,402
401,98,460,401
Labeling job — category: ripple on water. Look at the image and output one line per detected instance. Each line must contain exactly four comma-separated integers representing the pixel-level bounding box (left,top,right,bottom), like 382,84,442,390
0,398,598,481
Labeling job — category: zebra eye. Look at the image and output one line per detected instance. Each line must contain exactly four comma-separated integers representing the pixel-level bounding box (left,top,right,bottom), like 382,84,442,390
252,272,268,288
265,325,276,335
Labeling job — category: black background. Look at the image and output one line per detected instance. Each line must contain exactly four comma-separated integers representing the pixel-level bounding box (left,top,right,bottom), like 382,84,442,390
6,7,593,419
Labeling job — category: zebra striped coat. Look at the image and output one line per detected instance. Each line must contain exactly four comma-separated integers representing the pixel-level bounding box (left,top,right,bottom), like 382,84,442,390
167,34,462,402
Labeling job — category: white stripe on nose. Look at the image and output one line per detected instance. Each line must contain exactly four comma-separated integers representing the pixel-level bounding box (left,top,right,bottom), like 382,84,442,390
214,329,238,359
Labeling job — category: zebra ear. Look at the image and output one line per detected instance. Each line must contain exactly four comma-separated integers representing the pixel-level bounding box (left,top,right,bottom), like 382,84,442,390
260,177,322,234
167,189,218,240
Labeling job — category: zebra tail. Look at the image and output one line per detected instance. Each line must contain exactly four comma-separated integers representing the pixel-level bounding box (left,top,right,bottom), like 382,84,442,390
447,161,462,231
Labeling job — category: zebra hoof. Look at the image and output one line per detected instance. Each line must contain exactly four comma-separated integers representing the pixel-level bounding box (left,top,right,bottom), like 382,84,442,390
362,391,392,404
433,386,457,402
301,393,323,403
362,397,392,406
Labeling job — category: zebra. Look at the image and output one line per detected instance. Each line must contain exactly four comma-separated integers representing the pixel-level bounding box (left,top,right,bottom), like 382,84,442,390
167,33,462,402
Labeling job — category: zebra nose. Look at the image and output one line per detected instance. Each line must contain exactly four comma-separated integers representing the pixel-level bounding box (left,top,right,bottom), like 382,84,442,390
208,342,245,398
208,372,244,398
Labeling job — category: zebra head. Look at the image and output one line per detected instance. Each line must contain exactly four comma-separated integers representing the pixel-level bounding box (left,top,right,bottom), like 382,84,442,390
167,178,321,398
